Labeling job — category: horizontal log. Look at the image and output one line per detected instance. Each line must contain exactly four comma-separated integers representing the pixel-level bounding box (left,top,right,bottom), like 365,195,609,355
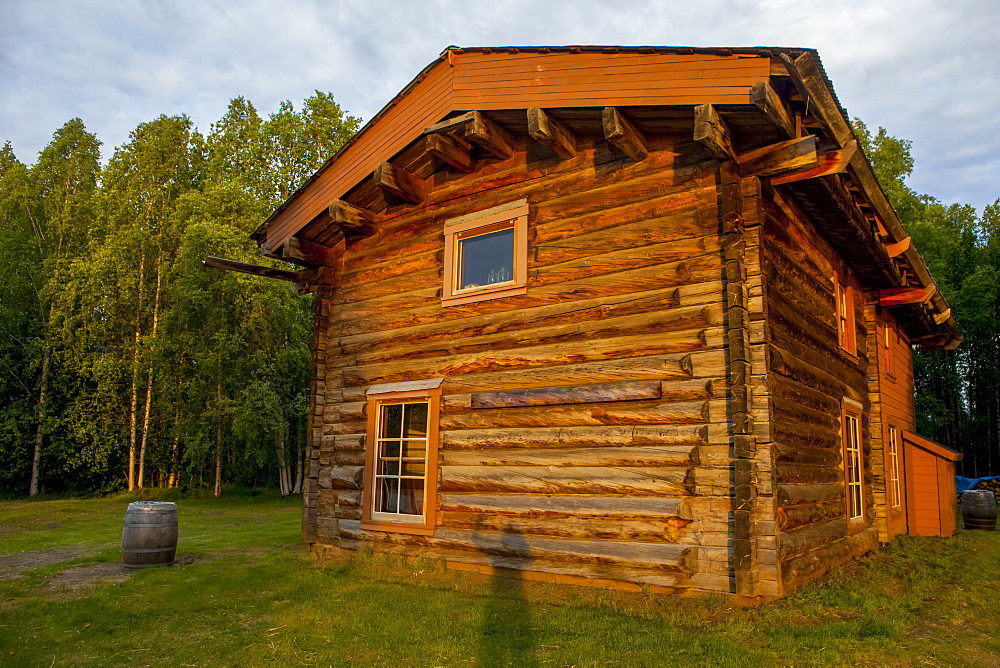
779,517,849,561
440,423,707,451
440,512,691,544
440,400,710,430
438,493,685,518
777,483,845,507
439,465,691,496
736,136,818,179
780,526,878,593
337,535,694,588
774,462,844,485
440,445,695,468
203,256,297,282
472,380,662,409
343,330,707,388
777,500,845,532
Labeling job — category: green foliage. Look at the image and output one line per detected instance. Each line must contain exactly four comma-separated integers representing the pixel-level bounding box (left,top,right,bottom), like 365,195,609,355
855,118,1000,475
0,94,356,496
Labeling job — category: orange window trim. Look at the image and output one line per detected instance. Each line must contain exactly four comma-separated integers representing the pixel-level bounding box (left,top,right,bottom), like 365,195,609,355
842,400,865,524
442,201,529,306
835,274,858,357
361,387,441,536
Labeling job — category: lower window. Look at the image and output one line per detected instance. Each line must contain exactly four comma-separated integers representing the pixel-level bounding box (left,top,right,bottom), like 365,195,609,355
362,387,440,534
888,426,902,508
842,402,864,522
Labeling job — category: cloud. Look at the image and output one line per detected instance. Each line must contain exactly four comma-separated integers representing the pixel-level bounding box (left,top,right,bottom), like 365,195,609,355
1,0,997,210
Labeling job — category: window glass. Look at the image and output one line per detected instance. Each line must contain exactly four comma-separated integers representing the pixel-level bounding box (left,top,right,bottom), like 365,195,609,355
373,401,429,518
457,226,515,291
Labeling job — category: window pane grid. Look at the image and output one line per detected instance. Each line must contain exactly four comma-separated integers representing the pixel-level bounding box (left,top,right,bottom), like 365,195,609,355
888,428,902,508
845,414,863,519
373,402,429,517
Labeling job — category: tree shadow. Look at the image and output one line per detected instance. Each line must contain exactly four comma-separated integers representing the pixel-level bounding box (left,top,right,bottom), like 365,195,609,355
474,527,540,667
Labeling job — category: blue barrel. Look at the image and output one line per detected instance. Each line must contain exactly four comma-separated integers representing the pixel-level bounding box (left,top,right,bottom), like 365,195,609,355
122,501,178,569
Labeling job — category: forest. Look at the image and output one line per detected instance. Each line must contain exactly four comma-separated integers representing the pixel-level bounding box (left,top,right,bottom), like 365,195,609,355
0,99,997,498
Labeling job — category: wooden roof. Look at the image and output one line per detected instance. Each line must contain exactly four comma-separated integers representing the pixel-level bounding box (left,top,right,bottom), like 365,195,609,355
253,45,961,350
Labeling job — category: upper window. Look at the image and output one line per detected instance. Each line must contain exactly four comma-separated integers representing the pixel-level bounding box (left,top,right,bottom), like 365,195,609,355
362,387,440,535
842,401,864,522
835,274,857,356
442,200,528,306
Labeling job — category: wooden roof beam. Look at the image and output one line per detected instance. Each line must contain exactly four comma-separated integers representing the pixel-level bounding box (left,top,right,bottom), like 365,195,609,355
466,111,513,160
602,107,648,162
373,162,424,204
203,256,298,282
885,236,911,258
750,81,798,139
878,287,934,307
528,108,576,159
736,135,818,178
693,104,736,161
424,133,474,173
329,199,378,238
280,236,341,268
770,140,857,186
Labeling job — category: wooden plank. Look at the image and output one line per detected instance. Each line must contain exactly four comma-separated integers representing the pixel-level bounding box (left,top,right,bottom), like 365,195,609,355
465,110,514,159
878,287,933,307
885,237,911,257
602,107,648,161
693,104,735,161
769,140,858,185
528,107,577,159
202,256,297,282
750,80,796,139
373,161,424,204
424,132,474,172
471,380,662,409
736,136,818,178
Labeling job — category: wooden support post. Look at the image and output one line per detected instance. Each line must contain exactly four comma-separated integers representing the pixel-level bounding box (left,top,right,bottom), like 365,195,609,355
373,162,424,204
466,111,514,160
425,133,474,172
770,140,857,186
528,108,576,159
750,81,797,139
878,287,934,307
602,107,648,161
203,256,298,281
736,136,818,179
693,104,736,161
281,236,339,268
329,199,378,238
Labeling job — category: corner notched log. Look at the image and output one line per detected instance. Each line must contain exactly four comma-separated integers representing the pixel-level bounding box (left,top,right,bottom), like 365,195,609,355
750,80,797,139
425,133,474,173
528,108,576,159
693,104,735,161
373,162,424,204
329,199,378,239
602,107,648,162
281,236,339,268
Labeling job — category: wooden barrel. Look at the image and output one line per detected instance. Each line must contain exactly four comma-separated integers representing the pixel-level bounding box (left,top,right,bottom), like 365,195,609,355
122,501,178,569
961,490,997,531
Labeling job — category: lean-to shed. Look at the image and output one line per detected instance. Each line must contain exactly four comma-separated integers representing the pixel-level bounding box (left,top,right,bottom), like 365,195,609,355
251,46,962,601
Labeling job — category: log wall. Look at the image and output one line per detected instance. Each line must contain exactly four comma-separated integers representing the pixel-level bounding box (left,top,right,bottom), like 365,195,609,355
305,130,754,594
759,185,879,596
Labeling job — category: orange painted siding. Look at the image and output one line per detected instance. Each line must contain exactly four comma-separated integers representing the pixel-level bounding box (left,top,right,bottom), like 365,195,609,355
264,51,771,248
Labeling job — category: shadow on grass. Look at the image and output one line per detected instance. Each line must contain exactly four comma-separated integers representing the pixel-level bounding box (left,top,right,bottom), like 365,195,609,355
475,528,539,667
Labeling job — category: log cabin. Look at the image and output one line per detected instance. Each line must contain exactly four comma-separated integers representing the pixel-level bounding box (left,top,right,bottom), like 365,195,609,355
248,46,963,601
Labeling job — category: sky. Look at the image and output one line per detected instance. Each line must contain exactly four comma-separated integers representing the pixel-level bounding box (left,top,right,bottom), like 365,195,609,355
1,0,997,212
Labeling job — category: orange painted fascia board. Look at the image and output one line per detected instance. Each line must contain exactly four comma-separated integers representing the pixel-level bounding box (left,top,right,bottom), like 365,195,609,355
901,430,963,462
258,48,772,249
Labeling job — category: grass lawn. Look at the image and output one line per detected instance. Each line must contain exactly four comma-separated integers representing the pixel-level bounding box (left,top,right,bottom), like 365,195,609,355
1,491,999,666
